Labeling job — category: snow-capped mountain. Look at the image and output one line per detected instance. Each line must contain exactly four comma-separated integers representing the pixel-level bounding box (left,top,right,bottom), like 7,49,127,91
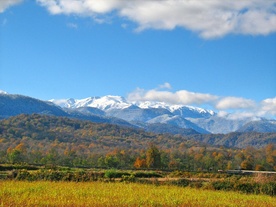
187,116,252,134
50,96,132,111
1,92,275,134
49,96,219,133
236,120,276,133
48,96,227,133
135,101,215,118
0,90,8,94
146,114,209,134
49,95,275,134
50,96,215,118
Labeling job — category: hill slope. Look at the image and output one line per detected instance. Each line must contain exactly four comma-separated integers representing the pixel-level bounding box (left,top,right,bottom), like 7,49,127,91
1,114,275,149
1,114,275,170
236,120,276,133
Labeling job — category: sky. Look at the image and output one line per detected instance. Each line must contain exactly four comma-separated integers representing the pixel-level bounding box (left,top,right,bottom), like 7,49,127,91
0,0,276,118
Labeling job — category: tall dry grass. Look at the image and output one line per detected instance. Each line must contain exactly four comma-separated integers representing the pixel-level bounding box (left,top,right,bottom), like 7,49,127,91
1,181,276,207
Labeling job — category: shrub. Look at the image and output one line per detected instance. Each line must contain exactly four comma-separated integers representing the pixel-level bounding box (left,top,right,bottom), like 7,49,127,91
261,182,276,196
167,178,190,187
212,181,234,191
189,181,203,188
104,169,130,180
133,171,162,178
235,182,260,194
15,170,32,181
121,174,136,183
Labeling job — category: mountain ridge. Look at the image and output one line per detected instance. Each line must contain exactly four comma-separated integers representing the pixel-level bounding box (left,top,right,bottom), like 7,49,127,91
1,93,276,134
50,95,276,134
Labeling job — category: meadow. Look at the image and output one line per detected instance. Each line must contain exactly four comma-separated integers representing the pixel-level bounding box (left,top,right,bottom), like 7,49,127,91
1,181,276,207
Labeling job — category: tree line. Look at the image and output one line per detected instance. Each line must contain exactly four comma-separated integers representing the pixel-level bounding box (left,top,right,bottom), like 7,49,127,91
0,114,275,171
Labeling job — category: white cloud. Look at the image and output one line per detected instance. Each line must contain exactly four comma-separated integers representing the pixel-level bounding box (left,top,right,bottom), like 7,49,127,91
158,82,172,90
127,87,218,105
36,0,276,38
36,0,88,15
220,111,260,121
260,97,276,116
216,97,256,110
127,84,276,119
0,0,22,13
36,0,124,15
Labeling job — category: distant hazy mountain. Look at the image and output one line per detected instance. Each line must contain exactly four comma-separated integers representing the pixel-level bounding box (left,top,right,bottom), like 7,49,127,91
187,116,255,134
144,123,201,136
146,114,209,134
0,93,67,118
64,107,105,117
236,120,276,133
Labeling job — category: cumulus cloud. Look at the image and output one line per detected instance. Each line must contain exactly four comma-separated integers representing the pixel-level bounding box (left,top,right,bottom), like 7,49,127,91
36,0,88,15
36,0,124,15
127,87,218,105
0,0,22,13
36,0,276,38
127,84,276,119
260,97,276,116
216,97,256,110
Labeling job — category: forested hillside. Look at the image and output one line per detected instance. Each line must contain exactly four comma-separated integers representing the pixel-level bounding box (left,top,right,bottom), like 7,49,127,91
0,114,276,171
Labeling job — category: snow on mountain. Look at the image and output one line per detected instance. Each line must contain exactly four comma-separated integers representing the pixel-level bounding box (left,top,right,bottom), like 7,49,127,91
135,101,170,109
147,114,210,134
49,95,218,133
187,115,258,134
50,95,213,133
49,98,76,108
50,96,132,111
236,120,276,133
2,92,275,134
0,90,8,94
86,96,132,110
49,95,276,134
134,101,215,118
170,105,215,118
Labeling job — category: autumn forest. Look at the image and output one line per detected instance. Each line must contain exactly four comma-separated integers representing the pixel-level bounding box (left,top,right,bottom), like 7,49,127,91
0,114,275,172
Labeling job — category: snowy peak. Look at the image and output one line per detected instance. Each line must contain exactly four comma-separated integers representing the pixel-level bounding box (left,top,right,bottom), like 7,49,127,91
50,96,215,118
135,101,170,109
170,105,215,118
49,98,76,108
85,96,131,110
50,96,132,111
0,90,8,94
135,101,215,118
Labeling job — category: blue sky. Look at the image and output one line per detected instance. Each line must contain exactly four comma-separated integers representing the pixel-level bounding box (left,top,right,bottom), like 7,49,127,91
0,0,276,118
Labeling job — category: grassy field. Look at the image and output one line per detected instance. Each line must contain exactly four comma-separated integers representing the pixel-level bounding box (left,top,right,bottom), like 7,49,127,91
1,181,276,207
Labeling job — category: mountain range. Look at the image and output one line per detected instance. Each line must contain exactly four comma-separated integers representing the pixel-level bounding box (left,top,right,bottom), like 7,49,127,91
50,95,276,134
1,91,276,135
